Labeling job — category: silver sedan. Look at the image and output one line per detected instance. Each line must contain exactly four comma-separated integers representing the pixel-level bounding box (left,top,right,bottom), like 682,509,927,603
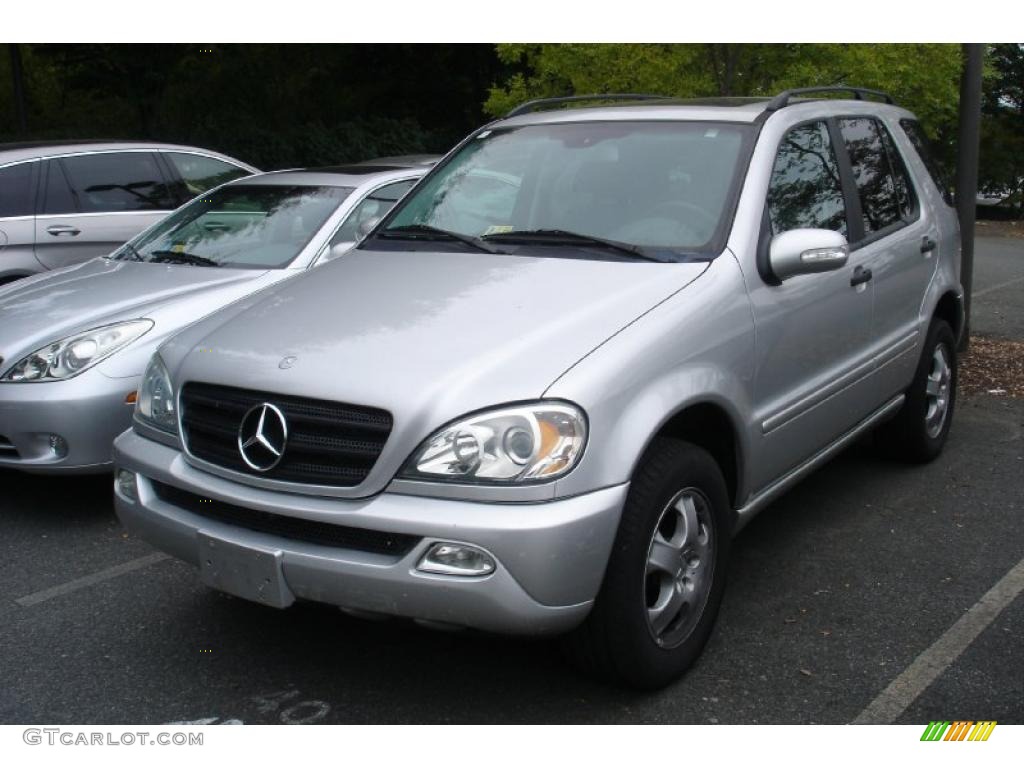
0,162,432,473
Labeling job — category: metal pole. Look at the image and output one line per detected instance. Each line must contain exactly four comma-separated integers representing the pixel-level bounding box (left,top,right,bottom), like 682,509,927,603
956,43,984,351
8,44,28,136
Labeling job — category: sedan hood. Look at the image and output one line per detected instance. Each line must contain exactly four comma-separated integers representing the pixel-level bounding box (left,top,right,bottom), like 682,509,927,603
0,259,275,373
172,249,708,494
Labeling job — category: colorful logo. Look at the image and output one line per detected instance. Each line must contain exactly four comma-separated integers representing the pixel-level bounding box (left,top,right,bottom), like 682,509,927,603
920,721,997,741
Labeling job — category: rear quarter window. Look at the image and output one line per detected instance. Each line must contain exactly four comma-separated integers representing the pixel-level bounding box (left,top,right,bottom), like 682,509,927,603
899,119,954,206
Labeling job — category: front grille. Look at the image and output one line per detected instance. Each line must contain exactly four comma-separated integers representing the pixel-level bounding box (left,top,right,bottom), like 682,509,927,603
151,480,419,557
180,382,392,487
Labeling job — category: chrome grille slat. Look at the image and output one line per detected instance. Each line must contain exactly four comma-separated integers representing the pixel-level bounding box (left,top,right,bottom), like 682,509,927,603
180,382,393,487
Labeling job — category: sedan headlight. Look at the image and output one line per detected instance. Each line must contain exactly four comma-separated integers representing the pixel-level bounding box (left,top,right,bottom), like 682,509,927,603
135,354,178,434
400,402,587,484
1,320,153,382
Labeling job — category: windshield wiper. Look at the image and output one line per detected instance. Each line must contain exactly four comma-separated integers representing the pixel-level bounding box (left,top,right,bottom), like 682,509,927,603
112,242,144,262
482,229,667,262
378,224,506,255
149,250,221,268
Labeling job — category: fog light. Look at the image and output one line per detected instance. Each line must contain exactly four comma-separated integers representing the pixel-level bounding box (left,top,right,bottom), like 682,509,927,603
418,542,495,577
116,469,137,501
49,434,68,458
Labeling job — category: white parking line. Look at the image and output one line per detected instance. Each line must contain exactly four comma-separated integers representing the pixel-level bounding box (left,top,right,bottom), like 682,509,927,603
973,274,1024,298
852,557,1024,724
14,552,170,607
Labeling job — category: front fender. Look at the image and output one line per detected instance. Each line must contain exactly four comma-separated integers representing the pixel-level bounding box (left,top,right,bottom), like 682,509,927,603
548,255,757,503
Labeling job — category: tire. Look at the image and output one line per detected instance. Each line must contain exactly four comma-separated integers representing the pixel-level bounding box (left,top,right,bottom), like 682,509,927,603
563,437,731,689
876,319,957,463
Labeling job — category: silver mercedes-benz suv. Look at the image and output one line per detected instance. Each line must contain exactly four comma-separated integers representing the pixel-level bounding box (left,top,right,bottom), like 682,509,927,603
113,88,962,688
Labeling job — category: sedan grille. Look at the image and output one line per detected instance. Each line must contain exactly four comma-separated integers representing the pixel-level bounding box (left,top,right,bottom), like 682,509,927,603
151,481,418,556
180,382,393,487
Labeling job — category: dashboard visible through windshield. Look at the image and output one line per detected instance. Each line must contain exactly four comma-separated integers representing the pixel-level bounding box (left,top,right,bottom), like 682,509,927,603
372,121,753,261
112,185,354,269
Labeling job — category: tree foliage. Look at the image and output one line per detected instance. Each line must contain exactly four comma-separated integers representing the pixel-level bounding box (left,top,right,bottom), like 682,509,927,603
0,43,1019,214
486,44,963,149
979,43,1024,214
0,44,508,169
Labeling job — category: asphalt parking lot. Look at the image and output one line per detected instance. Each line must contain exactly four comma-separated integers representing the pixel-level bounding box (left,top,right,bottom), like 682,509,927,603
1,237,1022,725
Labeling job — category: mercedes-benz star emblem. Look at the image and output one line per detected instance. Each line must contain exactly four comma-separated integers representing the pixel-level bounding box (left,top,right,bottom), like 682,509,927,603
237,403,288,472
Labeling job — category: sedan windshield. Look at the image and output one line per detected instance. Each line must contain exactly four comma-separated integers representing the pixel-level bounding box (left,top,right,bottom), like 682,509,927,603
112,184,353,269
375,121,752,260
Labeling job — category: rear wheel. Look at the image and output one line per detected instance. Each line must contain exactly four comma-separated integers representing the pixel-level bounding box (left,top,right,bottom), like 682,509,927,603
563,438,731,689
876,319,957,462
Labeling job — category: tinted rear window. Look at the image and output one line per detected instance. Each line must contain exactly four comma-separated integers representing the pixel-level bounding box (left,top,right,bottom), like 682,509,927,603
0,162,34,218
61,152,177,213
165,152,250,199
899,119,954,206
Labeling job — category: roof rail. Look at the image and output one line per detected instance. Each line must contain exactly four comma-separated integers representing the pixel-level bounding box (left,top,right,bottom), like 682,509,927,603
505,93,668,118
765,86,895,112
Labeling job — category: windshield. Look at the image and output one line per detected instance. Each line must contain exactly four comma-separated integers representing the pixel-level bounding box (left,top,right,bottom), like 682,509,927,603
374,121,752,260
112,184,353,269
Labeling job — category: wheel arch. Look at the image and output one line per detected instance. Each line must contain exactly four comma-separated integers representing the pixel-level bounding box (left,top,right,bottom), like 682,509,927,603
932,290,964,342
644,400,744,515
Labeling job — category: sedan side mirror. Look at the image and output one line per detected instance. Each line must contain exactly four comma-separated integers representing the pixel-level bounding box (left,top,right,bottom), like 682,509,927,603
769,229,849,282
325,241,356,262
357,216,382,240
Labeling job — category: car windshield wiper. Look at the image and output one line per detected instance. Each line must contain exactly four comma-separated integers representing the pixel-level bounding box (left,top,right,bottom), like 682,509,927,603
149,250,221,267
112,242,144,261
378,224,506,255
481,229,668,262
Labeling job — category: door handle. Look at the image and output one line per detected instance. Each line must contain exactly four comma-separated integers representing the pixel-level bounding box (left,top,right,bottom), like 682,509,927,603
850,266,873,287
46,225,81,237
920,236,937,254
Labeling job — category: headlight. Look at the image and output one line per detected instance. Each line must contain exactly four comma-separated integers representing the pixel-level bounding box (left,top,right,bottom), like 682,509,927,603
400,402,587,485
1,320,153,382
135,354,178,434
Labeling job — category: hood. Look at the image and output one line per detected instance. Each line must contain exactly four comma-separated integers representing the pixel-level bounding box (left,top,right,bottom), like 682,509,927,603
0,258,276,376
172,249,709,493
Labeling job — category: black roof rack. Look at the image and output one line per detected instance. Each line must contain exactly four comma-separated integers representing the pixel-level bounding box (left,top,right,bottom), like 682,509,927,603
765,86,895,112
505,93,668,118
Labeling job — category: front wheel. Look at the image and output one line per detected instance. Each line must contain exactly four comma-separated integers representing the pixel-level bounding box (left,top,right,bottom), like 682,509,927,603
563,438,731,689
876,319,957,463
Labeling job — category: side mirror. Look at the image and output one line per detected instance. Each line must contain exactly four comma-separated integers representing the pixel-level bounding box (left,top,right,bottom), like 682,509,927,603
325,241,355,262
357,216,382,240
769,229,849,282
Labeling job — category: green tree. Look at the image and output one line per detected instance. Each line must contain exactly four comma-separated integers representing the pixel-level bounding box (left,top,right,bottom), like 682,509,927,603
978,43,1024,216
486,44,962,142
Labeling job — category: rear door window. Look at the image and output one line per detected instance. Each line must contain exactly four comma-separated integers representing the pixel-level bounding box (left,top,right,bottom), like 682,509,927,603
59,152,177,213
0,162,35,218
838,118,906,236
767,121,848,237
877,124,917,220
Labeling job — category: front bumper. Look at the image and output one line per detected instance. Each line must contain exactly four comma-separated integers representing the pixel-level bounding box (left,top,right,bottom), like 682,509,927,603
0,370,137,473
113,430,628,635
